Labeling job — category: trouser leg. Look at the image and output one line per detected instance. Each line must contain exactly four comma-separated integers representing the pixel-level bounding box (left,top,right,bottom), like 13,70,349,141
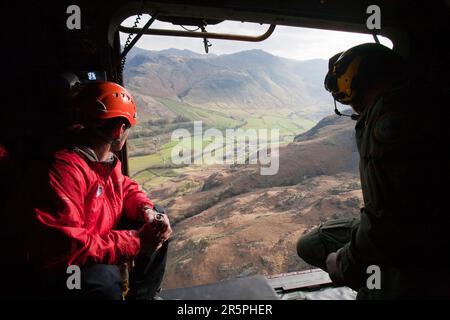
32,264,122,299
127,240,169,300
36,250,168,300
79,264,123,299
296,218,360,271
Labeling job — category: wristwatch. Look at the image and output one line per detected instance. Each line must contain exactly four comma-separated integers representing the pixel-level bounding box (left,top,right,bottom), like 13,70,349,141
144,206,165,225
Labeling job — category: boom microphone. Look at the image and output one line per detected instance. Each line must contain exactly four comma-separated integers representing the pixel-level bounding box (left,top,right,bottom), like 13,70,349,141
334,99,359,121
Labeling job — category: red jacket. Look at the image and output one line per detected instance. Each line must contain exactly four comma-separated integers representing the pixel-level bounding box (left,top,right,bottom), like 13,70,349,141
31,148,153,270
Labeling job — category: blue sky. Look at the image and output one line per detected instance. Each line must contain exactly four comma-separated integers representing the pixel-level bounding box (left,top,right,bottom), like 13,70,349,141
120,15,393,61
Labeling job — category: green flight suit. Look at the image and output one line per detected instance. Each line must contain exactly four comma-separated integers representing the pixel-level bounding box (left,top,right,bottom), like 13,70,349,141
297,85,450,299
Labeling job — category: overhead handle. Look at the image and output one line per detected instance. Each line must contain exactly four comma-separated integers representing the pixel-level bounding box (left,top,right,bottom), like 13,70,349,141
119,23,276,42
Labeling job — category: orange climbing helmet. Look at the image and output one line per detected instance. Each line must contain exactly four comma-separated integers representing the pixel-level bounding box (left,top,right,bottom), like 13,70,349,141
73,81,137,126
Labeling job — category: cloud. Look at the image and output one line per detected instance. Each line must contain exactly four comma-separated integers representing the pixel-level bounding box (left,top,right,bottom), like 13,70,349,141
120,16,392,61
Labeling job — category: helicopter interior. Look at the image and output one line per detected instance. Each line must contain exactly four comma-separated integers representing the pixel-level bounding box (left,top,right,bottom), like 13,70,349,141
0,0,449,300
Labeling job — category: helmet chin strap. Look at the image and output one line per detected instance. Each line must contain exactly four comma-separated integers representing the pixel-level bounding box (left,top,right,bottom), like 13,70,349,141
91,125,129,152
111,138,122,151
334,99,359,121
92,128,123,150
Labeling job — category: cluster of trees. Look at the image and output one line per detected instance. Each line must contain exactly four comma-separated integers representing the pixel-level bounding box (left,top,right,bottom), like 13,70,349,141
128,116,193,139
147,115,190,126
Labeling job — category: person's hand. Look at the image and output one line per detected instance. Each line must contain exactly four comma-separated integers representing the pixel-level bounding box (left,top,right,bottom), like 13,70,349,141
326,251,345,286
138,211,172,252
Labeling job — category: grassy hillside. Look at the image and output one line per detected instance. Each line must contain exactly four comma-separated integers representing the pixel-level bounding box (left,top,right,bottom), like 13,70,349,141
156,97,243,129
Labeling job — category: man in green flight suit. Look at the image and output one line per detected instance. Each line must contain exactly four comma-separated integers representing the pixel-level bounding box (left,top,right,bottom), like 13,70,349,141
296,43,450,299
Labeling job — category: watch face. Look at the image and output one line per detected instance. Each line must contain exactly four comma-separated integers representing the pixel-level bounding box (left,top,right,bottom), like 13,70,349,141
144,207,166,224
154,213,165,223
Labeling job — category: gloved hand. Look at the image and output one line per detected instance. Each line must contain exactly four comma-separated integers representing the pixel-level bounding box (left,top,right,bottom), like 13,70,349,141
326,249,345,286
138,208,172,253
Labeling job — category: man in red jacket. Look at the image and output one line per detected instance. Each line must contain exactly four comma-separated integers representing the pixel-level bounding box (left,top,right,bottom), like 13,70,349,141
29,81,172,299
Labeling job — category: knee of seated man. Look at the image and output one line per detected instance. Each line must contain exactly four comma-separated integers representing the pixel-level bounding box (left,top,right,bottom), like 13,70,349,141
296,228,324,266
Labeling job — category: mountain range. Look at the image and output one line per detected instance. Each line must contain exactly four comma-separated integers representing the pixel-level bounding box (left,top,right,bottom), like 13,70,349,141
124,47,332,126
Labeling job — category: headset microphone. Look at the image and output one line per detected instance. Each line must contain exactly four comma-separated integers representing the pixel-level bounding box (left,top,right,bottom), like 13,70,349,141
334,99,359,121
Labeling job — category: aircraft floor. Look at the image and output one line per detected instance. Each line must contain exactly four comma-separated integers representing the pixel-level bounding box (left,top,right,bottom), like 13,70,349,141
160,269,356,300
